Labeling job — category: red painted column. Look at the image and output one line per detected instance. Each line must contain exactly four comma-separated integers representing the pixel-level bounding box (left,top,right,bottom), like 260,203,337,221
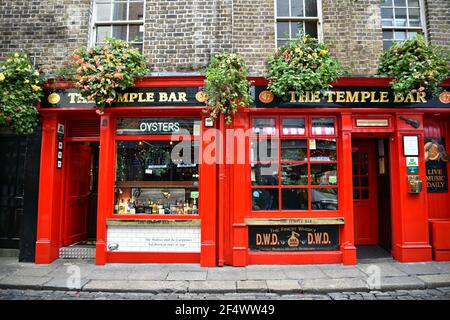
200,114,218,267
96,114,114,265
35,114,64,264
391,113,432,262
340,113,357,265
229,109,250,266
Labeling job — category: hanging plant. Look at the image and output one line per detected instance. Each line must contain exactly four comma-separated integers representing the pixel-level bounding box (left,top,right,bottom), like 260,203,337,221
267,34,343,98
73,37,148,115
204,52,253,124
379,35,449,98
0,52,44,134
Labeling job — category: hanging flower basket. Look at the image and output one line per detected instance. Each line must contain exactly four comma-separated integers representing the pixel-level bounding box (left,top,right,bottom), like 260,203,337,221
73,38,148,115
379,35,449,98
204,53,253,124
0,52,44,134
267,34,343,98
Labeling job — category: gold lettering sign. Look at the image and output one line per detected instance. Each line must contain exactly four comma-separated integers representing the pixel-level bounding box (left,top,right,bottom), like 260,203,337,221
356,119,389,127
68,91,189,104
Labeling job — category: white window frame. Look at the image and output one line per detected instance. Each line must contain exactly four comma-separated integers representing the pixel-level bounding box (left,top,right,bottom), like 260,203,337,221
380,0,427,50
89,0,146,50
274,0,323,48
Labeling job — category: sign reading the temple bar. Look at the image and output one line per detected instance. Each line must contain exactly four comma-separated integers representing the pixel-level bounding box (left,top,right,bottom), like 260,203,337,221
41,87,208,108
425,138,449,193
254,86,450,109
248,225,339,251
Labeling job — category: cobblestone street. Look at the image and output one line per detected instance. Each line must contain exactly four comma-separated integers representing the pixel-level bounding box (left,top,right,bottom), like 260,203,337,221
1,287,450,300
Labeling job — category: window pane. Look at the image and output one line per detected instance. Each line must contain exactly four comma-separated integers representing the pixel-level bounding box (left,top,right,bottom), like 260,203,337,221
282,164,308,185
361,176,368,187
277,22,290,39
311,118,335,135
112,2,128,21
96,26,111,43
383,40,393,49
311,164,337,185
311,188,338,210
394,0,406,6
115,140,199,215
253,118,277,135
281,139,308,161
251,139,278,162
129,2,144,20
112,25,128,41
407,31,419,38
305,0,318,17
310,139,337,161
251,164,279,186
361,189,369,199
381,0,393,6
277,0,290,16
304,21,318,38
408,0,420,6
353,176,359,187
282,188,308,210
382,19,394,27
383,30,394,40
129,24,144,42
277,39,287,48
381,8,394,19
282,118,305,135
353,189,360,200
291,0,304,17
394,31,406,40
252,189,279,211
394,8,407,26
291,22,304,38
408,8,420,21
131,43,143,52
96,3,111,21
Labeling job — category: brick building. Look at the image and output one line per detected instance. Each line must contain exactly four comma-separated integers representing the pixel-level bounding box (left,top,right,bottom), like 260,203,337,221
0,1,449,266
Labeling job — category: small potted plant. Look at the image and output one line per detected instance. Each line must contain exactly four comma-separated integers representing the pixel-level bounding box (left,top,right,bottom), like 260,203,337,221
72,37,148,115
267,34,343,98
0,52,44,134
378,35,449,97
204,52,253,124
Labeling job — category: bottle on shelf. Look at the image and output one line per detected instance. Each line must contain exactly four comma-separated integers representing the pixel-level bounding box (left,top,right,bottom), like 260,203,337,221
118,199,125,214
192,198,198,215
152,201,158,214
129,197,136,214
114,200,119,214
145,199,152,214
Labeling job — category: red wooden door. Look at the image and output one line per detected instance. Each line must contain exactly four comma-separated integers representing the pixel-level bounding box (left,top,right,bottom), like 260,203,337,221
63,143,92,246
352,139,378,245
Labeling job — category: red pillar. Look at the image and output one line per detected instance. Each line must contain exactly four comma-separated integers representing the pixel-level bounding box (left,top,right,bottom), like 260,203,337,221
340,113,357,265
391,113,432,262
96,113,114,265
200,114,218,267
35,114,64,264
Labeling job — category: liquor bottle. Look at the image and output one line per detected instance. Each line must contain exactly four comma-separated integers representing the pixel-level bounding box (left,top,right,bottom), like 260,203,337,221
114,200,119,214
129,197,136,214
176,201,183,215
183,201,188,215
192,198,198,215
152,201,158,214
118,199,125,214
145,199,152,214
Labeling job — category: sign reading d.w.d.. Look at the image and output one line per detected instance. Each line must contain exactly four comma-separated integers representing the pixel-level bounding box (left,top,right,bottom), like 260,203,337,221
248,225,339,251
425,138,449,193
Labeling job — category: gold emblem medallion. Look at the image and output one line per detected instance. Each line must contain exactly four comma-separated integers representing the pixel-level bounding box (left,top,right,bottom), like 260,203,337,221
259,90,274,104
195,91,208,103
48,92,61,105
439,91,450,104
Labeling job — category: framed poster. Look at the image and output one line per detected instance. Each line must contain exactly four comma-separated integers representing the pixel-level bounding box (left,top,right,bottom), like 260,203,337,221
403,135,419,156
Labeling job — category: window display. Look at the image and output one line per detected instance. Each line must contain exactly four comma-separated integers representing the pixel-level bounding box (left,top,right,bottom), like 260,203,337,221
251,116,338,211
114,118,200,216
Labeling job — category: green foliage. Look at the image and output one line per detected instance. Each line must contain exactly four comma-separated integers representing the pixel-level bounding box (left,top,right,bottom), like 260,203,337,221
0,52,44,134
379,35,449,97
267,34,343,98
73,38,148,114
204,53,253,124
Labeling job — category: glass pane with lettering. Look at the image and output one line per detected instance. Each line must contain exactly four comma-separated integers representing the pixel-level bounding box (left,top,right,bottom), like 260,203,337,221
252,164,279,186
310,139,337,161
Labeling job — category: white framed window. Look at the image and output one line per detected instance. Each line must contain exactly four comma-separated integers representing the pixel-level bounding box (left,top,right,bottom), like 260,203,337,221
381,0,426,49
275,0,322,48
91,0,145,51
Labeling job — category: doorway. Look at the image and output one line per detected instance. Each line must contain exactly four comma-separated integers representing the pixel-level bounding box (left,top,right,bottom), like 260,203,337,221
352,138,393,260
62,142,99,249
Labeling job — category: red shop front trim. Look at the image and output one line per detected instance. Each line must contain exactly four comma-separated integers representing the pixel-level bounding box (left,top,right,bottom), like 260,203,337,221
34,76,450,266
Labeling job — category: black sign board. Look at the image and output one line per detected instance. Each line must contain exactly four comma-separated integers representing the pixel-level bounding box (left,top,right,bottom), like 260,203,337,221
248,225,339,251
56,123,64,169
116,118,201,136
425,137,449,193
253,85,450,109
41,87,207,108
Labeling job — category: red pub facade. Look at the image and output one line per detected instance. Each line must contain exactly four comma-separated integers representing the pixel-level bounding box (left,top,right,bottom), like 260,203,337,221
35,76,450,266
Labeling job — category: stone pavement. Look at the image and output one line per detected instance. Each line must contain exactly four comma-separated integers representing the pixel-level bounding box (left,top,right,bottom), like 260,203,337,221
1,257,450,295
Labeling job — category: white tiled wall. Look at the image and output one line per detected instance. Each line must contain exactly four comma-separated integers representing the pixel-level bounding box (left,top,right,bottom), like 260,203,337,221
107,225,201,253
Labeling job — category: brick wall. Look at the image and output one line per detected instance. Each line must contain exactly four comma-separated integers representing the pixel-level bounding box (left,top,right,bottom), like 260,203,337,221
0,0,447,77
0,0,91,73
425,0,450,50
